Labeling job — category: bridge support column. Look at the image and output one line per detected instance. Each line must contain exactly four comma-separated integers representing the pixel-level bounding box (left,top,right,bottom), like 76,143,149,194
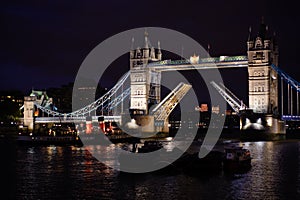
265,115,286,134
132,115,169,135
23,96,37,131
134,115,155,133
240,111,286,138
98,116,105,133
86,116,92,134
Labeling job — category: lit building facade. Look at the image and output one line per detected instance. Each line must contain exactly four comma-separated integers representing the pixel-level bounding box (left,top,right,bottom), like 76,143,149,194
247,21,279,114
129,31,162,115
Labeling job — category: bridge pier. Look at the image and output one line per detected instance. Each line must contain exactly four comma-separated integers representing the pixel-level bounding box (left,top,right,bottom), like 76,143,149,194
121,113,169,135
264,115,286,134
239,110,286,140
132,115,169,134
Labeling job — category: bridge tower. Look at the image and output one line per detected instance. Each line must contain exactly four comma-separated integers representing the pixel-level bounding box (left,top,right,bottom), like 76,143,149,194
23,96,37,131
247,20,279,114
245,20,285,135
129,31,162,115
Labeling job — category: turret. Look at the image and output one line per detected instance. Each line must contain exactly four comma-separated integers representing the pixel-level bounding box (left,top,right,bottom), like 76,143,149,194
157,41,162,61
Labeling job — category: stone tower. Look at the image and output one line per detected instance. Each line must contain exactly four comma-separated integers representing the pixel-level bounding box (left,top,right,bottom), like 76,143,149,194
129,31,162,115
247,20,279,114
23,96,36,130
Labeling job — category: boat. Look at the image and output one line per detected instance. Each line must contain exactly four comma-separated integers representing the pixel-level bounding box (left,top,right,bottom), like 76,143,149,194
137,140,164,153
17,134,82,146
16,126,82,146
222,144,252,171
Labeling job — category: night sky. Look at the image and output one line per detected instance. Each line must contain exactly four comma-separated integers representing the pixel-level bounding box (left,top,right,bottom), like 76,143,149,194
1,0,300,101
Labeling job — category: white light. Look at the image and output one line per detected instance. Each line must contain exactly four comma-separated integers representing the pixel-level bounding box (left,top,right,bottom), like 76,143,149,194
267,118,272,126
257,141,264,147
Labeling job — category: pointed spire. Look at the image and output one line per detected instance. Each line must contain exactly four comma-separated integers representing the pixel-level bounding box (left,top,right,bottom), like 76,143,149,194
144,28,149,48
258,16,267,40
158,41,161,53
131,37,134,50
157,41,162,60
207,43,210,56
248,26,252,41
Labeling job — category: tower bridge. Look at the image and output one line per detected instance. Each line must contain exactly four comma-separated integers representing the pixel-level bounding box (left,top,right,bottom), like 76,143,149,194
22,21,300,136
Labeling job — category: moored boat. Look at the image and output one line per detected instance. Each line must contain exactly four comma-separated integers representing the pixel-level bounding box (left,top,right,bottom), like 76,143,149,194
17,134,82,146
223,144,252,171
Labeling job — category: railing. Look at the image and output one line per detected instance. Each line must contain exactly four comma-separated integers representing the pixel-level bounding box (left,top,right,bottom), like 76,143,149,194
281,115,300,121
34,72,130,117
148,55,248,66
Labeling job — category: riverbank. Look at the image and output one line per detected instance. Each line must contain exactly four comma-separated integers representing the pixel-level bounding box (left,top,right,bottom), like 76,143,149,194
3,125,300,146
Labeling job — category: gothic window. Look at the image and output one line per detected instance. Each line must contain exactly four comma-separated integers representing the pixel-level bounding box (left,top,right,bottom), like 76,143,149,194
255,37,263,48
258,87,261,92
136,49,141,58
265,43,269,48
254,71,257,76
253,52,264,60
133,61,137,67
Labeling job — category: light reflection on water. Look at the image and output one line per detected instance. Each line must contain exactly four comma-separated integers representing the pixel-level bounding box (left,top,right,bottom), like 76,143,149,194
11,140,300,199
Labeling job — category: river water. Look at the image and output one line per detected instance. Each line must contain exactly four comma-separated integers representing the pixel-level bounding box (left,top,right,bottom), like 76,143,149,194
2,138,300,200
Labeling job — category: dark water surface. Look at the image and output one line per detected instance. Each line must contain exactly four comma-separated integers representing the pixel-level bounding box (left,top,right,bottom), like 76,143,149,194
2,139,300,200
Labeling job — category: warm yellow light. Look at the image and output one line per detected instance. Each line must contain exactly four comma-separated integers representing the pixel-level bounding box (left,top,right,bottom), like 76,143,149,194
267,118,272,126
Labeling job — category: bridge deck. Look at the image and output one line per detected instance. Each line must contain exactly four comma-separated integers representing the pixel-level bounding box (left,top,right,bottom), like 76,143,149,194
34,116,121,123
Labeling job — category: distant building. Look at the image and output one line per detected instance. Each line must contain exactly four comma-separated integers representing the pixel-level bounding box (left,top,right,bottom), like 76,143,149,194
212,105,220,114
200,104,208,112
0,90,24,124
225,110,232,116
0,91,24,108
189,54,199,64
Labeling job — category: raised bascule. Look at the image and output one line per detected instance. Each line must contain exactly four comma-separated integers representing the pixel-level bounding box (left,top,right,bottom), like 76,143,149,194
22,21,300,137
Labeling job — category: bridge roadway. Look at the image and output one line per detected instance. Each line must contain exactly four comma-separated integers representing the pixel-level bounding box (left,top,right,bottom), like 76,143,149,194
147,57,248,71
34,116,121,124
